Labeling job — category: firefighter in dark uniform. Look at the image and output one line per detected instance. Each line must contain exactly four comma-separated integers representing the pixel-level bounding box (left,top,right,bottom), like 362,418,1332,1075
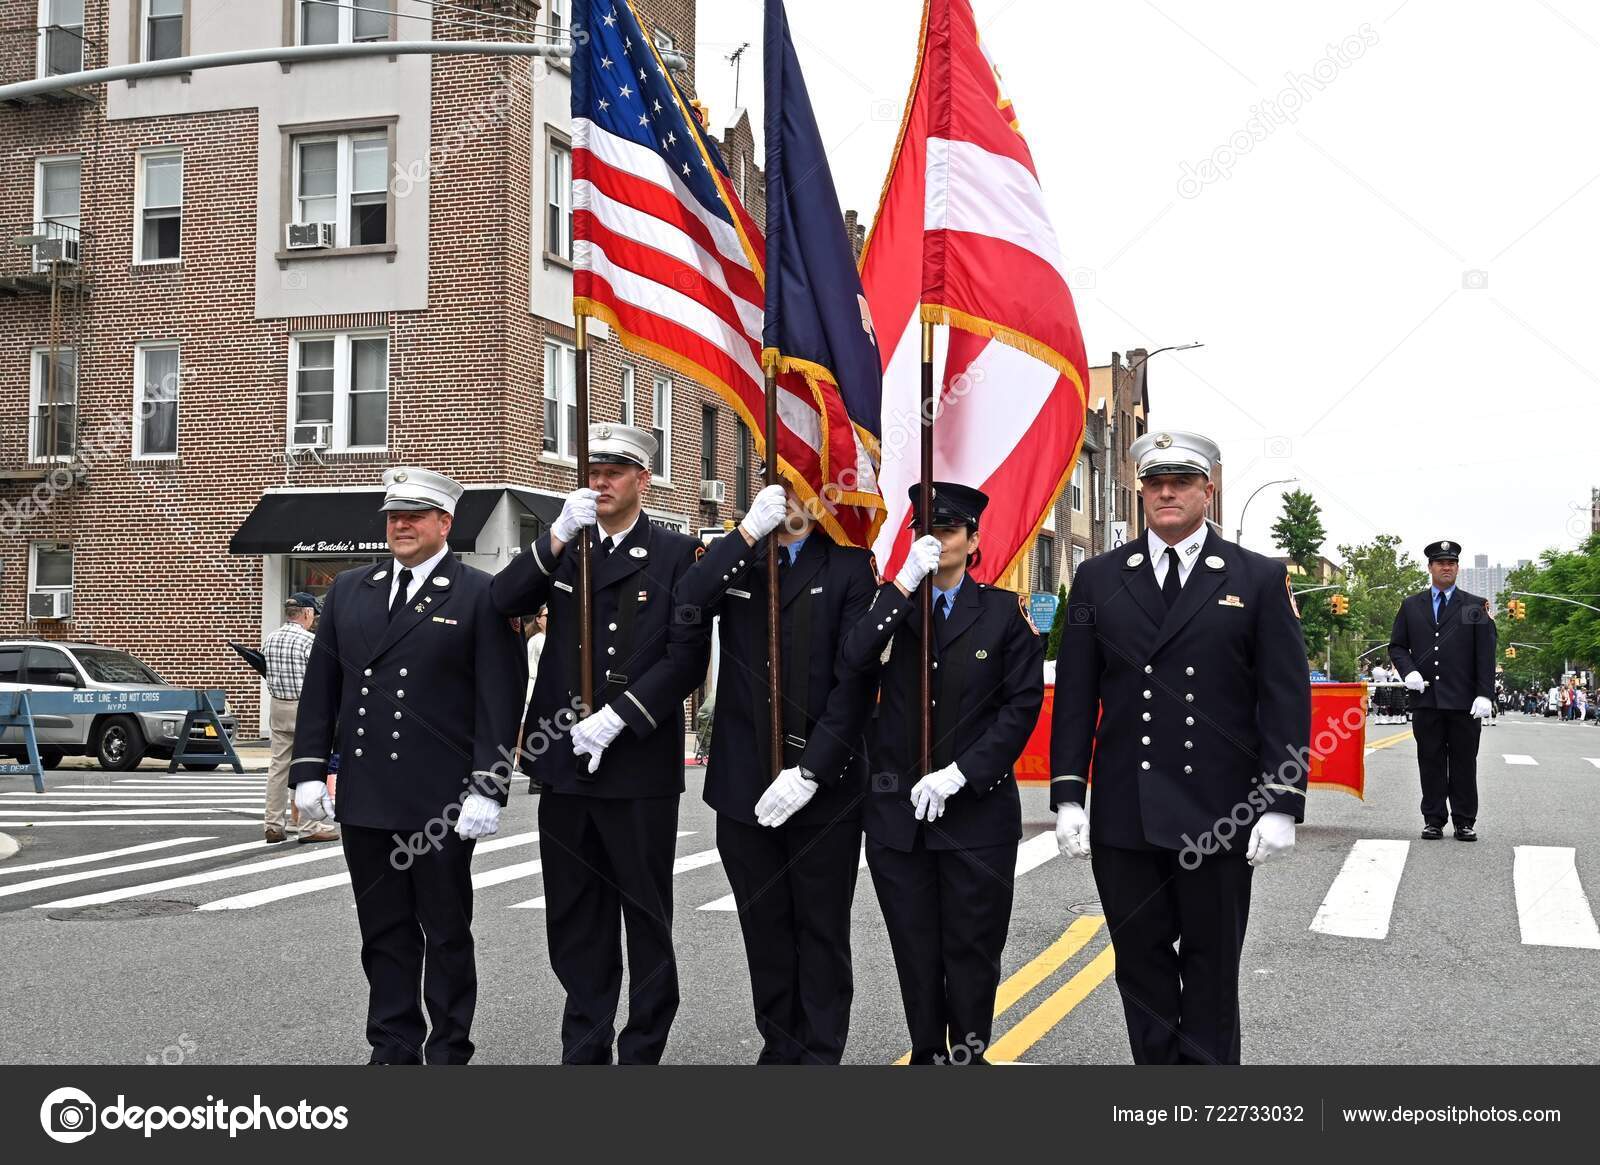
1052,431,1310,1066
674,475,879,1064
492,423,711,1065
1388,540,1496,841
839,482,1044,1065
291,467,526,1065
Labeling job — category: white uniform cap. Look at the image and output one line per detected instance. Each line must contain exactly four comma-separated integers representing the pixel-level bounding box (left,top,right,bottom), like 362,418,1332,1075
379,466,465,514
588,423,658,470
1130,430,1221,479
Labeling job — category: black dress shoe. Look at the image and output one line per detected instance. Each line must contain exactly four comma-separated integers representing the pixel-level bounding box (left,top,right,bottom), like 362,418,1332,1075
1420,825,1444,840
1454,826,1478,842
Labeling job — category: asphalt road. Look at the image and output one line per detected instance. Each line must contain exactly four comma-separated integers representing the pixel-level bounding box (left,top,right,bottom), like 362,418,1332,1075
1,711,1597,1066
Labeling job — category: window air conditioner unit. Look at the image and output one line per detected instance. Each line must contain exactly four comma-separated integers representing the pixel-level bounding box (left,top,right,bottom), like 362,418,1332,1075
28,590,72,621
36,237,79,264
285,222,335,250
291,422,331,451
700,479,726,505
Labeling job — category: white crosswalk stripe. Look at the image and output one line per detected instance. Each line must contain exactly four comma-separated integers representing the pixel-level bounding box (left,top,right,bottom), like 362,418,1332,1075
0,808,249,818
1513,846,1600,949
1585,758,1600,770
35,842,355,909
12,820,264,827
512,840,720,910
1503,754,1537,765
0,840,269,901
1310,839,1410,940
0,837,214,876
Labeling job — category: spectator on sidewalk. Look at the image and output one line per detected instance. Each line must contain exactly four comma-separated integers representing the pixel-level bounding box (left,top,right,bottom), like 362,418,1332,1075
262,593,337,845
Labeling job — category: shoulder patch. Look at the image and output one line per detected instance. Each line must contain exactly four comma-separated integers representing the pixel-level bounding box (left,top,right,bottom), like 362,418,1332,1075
1285,574,1301,620
694,543,706,561
869,551,882,585
1019,592,1039,635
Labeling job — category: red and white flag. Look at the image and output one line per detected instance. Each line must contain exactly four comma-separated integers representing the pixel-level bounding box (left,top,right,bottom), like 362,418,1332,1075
862,0,1089,582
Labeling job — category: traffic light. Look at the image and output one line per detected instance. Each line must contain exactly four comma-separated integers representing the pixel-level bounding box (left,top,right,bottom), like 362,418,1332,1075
1328,593,1349,616
1506,646,1517,659
1508,599,1526,620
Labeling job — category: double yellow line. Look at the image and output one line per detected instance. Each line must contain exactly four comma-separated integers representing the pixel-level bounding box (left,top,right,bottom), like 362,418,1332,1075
1367,729,1414,752
893,914,1117,1064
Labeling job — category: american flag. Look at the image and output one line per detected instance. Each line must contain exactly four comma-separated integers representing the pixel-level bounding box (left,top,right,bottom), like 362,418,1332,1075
570,0,880,546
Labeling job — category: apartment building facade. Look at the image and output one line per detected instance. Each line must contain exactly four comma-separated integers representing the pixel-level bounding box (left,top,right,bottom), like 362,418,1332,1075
0,0,754,734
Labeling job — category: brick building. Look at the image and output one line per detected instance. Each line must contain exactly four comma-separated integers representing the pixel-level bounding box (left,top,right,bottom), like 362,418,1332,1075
0,0,756,736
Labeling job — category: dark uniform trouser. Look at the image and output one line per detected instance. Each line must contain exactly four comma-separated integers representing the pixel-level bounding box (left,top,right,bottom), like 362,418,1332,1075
866,836,1017,1065
717,813,862,1064
1092,845,1253,1065
342,823,478,1065
1411,707,1480,828
538,791,680,1064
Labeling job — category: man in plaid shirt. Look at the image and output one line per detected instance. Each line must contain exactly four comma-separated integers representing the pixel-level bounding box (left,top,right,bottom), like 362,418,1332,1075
262,593,335,844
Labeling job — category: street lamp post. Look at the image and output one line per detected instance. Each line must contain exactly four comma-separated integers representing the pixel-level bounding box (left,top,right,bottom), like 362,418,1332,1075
1105,341,1204,553
1235,477,1297,548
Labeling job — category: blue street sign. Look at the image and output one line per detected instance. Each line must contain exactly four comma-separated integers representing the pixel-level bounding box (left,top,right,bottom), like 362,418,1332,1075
1030,592,1059,634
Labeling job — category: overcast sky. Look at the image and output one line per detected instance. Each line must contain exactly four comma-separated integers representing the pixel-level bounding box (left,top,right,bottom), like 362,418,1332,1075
694,0,1600,568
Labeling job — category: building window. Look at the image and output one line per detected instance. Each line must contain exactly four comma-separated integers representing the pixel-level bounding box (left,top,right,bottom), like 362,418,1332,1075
293,131,390,247
542,339,576,458
650,374,672,479
619,364,635,425
30,543,73,594
142,0,184,61
700,404,717,484
297,0,387,45
1070,458,1084,512
33,155,80,268
546,133,572,262
1035,534,1055,592
29,347,76,462
137,149,183,262
39,0,84,77
290,333,388,451
735,426,751,510
1072,544,1086,577
134,343,180,458
1092,467,1102,520
544,0,566,43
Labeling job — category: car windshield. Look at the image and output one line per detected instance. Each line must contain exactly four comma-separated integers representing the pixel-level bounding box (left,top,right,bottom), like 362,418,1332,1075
73,649,164,684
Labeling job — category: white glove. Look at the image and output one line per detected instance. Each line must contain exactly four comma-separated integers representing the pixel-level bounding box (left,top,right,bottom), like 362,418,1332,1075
1246,811,1296,867
1055,803,1090,858
455,791,502,840
1470,696,1493,719
294,780,336,824
753,766,818,828
739,484,789,542
571,704,626,774
551,487,599,544
895,535,944,594
910,762,966,822
1403,670,1426,693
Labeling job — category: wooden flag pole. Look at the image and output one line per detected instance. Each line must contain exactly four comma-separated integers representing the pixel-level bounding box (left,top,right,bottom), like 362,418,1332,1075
575,315,595,731
764,364,784,780
919,320,935,781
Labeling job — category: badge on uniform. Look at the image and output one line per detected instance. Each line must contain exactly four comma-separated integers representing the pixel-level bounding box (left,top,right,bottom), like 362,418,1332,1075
1218,594,1245,608
630,547,648,559
638,589,649,603
414,602,426,613
432,616,458,625
432,576,450,588
553,580,574,593
728,587,752,599
372,569,389,581
976,649,989,659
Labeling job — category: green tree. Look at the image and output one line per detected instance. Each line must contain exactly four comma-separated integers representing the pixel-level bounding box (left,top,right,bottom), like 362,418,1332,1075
1321,534,1429,681
1503,535,1600,686
1271,488,1328,570
1045,582,1069,661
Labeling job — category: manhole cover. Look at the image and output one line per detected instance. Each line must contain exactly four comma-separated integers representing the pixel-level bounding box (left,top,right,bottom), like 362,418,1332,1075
1067,898,1102,916
47,899,195,922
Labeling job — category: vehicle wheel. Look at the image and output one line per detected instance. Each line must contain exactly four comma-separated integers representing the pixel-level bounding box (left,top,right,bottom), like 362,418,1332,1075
38,748,66,769
94,716,147,772
182,763,220,772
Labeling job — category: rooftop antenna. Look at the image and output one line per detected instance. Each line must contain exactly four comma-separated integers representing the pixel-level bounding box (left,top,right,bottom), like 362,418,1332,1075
727,41,751,108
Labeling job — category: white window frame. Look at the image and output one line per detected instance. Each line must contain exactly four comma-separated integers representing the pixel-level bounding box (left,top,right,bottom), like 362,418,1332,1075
542,339,577,462
135,147,183,264
33,154,81,271
297,0,388,46
37,0,84,78
1072,544,1086,576
29,542,74,594
292,131,389,248
1071,458,1085,512
544,0,567,43
1092,467,1102,521
650,373,672,482
619,363,635,425
133,342,181,460
287,332,389,453
142,0,184,62
545,132,573,261
28,345,77,464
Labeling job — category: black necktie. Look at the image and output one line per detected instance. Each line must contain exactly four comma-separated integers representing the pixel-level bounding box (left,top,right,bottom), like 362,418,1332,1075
1161,548,1181,608
938,593,952,620
1436,592,1447,624
602,536,616,556
388,568,413,622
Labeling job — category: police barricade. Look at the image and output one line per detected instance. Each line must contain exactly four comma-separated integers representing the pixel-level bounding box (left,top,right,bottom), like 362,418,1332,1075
0,688,241,792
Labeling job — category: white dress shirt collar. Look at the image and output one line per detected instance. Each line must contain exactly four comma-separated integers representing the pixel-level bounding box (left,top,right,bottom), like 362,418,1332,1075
1147,524,1207,585
596,509,641,548
390,544,450,604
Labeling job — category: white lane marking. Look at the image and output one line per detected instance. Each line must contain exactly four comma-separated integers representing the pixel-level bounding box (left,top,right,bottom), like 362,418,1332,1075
34,843,354,908
0,840,268,900
471,859,543,890
0,837,214,876
1503,754,1537,765
514,838,715,910
1585,758,1600,770
8,820,263,827
1310,839,1411,940
700,839,870,913
197,833,543,912
1013,831,1059,878
0,796,259,804
1514,846,1600,949
0,808,247,818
